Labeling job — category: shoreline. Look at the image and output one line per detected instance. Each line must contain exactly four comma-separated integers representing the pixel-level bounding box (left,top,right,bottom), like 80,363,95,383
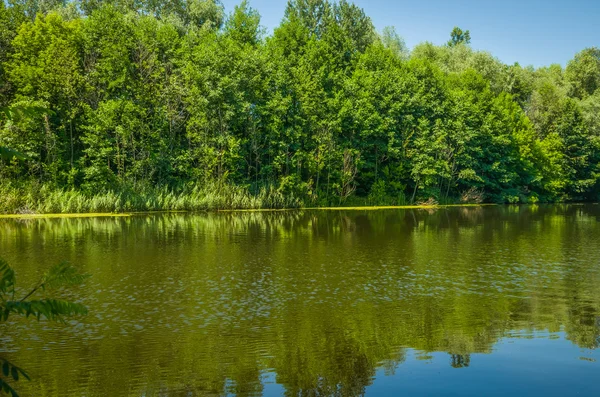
0,203,544,219
218,203,498,213
1,203,596,220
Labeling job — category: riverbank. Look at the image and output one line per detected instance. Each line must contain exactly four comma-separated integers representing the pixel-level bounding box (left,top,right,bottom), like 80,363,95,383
1,182,576,217
1,183,484,216
220,203,498,212
0,204,505,219
0,183,302,215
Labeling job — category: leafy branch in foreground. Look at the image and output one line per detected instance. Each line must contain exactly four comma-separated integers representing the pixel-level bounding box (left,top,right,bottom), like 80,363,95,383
0,258,89,396
0,358,29,397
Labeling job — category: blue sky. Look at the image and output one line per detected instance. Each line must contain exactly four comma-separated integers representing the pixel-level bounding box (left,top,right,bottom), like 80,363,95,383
220,0,599,68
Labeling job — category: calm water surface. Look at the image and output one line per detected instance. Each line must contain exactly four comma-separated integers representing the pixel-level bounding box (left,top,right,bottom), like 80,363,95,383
1,205,599,396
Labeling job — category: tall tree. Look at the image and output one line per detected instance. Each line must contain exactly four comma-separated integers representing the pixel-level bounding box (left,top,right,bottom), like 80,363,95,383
447,26,470,47
380,26,409,60
565,47,600,99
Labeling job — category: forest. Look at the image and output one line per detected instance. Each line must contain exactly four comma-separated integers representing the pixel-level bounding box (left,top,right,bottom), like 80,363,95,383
1,0,599,212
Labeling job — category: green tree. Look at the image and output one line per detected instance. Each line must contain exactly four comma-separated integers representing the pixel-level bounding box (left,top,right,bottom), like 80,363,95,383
380,26,408,60
447,26,470,47
224,0,262,45
0,0,598,209
7,12,84,182
565,47,600,99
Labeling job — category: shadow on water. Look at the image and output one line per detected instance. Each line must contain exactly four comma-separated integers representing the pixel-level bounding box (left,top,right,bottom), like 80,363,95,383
0,204,599,396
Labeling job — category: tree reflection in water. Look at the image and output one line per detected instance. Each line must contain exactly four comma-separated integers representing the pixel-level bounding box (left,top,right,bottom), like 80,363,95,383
0,205,599,395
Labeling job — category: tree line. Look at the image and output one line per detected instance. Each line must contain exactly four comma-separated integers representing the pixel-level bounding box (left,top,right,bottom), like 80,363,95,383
1,0,599,211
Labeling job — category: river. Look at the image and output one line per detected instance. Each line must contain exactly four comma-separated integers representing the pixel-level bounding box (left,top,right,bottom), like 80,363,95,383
1,205,599,396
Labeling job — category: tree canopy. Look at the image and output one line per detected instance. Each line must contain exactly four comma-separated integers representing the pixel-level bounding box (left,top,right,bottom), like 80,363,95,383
0,0,599,210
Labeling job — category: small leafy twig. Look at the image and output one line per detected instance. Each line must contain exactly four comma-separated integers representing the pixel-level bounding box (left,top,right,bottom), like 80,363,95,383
0,259,89,396
0,358,30,397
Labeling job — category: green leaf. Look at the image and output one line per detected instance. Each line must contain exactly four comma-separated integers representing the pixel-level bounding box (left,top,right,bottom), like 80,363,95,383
2,362,8,377
0,378,20,397
4,299,88,322
0,259,16,295
0,105,54,123
42,262,90,290
0,147,27,162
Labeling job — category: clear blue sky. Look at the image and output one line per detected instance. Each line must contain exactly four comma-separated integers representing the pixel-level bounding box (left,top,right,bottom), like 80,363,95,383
220,0,599,68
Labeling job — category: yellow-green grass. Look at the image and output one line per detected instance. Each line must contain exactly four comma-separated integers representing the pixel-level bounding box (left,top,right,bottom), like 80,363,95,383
0,212,134,219
0,204,499,219
217,203,497,213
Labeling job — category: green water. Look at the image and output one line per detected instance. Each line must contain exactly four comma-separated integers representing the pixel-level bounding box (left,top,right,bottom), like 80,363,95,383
1,205,599,396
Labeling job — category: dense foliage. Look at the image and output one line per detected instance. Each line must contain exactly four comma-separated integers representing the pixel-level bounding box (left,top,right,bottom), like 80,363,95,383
1,0,599,211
